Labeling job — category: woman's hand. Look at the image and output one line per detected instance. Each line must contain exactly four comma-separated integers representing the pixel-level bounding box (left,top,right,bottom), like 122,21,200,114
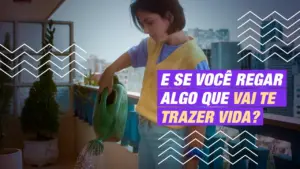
98,67,114,94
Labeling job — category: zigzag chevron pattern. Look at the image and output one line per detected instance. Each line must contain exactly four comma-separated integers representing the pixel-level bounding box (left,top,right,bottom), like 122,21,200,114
238,11,300,21
238,35,300,46
0,60,87,70
238,44,300,54
238,27,300,38
238,52,300,63
158,138,257,149
158,154,258,165
237,18,300,29
158,130,257,141
158,147,258,158
237,11,300,63
0,68,86,78
157,130,258,165
0,51,87,62
0,44,88,78
0,43,87,54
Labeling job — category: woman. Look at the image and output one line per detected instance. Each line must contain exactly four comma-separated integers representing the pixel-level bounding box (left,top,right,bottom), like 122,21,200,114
98,0,208,168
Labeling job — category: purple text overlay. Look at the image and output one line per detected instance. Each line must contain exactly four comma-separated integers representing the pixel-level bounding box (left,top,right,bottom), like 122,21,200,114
156,70,287,126
158,89,286,107
157,108,264,126
157,70,287,88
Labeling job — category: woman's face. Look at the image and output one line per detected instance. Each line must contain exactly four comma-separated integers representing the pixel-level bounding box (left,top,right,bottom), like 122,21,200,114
136,10,170,42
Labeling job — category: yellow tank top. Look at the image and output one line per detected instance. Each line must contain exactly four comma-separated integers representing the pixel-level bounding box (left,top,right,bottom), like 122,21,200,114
135,37,207,129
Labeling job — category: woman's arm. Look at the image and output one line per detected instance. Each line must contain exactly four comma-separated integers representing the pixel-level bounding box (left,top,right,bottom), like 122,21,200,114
106,38,148,74
106,52,132,74
98,38,148,93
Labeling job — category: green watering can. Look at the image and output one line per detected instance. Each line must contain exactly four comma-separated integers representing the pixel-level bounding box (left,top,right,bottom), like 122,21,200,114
86,75,128,156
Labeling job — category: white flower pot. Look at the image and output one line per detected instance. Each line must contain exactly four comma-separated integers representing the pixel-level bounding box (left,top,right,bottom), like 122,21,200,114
23,138,59,167
0,148,23,169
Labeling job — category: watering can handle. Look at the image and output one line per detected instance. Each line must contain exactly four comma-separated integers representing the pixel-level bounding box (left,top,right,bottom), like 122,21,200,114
110,84,123,115
99,87,109,111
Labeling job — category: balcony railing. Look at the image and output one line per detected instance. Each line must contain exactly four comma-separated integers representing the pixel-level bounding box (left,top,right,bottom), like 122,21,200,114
73,84,300,169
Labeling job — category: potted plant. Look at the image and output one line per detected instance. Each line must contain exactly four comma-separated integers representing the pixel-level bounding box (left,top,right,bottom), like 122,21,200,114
74,70,100,120
0,33,22,169
20,20,60,167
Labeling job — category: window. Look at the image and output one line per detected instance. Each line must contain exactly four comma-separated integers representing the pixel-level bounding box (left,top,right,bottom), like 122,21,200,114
0,22,14,48
6,21,75,116
52,25,70,51
18,23,42,50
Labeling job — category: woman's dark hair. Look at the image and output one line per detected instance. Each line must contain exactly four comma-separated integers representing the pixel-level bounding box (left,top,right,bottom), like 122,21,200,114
130,0,186,34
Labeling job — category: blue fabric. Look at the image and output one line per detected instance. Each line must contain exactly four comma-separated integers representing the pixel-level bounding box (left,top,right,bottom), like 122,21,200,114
127,37,210,168
138,120,187,169
128,37,210,69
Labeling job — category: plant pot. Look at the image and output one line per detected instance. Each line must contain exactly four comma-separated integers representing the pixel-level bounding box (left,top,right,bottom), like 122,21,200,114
0,148,23,169
23,138,59,167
